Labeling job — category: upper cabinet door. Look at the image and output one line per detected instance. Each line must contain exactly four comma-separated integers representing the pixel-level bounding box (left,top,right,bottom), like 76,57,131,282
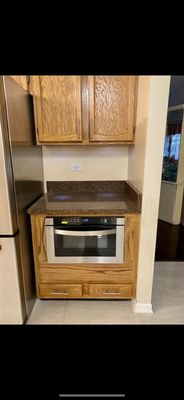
88,76,137,142
33,76,82,143
10,76,29,91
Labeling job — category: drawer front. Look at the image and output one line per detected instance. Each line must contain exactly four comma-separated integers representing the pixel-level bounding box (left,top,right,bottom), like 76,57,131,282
39,283,82,298
39,265,132,284
88,283,133,298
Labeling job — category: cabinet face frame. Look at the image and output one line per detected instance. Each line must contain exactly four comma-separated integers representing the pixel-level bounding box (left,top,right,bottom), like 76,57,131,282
88,75,137,142
30,213,140,299
32,76,83,144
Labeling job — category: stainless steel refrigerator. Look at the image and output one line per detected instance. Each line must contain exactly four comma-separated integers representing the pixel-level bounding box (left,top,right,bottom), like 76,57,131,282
0,76,44,324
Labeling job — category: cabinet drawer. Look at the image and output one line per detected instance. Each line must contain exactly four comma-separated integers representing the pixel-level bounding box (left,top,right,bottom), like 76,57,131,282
88,283,133,298
39,283,82,298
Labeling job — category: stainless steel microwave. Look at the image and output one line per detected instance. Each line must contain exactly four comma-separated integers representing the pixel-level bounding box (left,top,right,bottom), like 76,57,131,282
45,217,125,264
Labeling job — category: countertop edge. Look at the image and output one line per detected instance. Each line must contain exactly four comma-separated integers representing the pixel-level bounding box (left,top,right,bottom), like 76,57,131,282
28,208,141,216
27,181,142,216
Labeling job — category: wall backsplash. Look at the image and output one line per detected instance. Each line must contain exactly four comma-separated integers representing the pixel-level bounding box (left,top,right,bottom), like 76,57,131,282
42,146,129,192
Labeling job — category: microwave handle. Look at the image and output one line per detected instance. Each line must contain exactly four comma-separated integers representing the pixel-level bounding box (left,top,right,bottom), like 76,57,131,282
54,228,116,237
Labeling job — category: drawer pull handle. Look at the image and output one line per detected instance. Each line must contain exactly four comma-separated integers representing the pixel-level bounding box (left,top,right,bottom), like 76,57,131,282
50,292,69,295
100,291,121,295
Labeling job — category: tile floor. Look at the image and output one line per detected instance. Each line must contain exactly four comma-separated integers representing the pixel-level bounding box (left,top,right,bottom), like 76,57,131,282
27,261,184,324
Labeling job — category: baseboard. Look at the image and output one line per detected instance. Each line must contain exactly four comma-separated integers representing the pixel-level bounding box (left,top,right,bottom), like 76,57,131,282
132,299,153,313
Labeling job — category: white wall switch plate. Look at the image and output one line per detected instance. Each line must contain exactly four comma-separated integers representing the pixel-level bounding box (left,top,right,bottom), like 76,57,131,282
71,163,82,171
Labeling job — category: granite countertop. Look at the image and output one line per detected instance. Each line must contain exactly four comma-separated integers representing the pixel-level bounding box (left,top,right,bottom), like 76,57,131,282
27,181,142,216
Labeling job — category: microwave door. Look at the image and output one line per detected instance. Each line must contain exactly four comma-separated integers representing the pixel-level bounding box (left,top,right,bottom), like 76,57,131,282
54,227,116,260
45,225,124,264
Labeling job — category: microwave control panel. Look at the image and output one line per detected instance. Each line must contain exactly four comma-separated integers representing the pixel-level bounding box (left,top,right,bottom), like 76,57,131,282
53,217,117,226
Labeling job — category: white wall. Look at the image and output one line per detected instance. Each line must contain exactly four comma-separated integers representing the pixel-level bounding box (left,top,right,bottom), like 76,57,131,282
129,76,171,308
128,76,151,192
42,146,129,191
158,181,184,224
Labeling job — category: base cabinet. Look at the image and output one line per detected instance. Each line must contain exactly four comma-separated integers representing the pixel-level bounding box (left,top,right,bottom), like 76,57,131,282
30,214,140,299
38,283,133,299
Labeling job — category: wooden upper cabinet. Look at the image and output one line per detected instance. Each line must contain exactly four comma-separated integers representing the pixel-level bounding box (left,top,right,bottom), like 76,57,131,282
32,76,82,143
88,76,137,142
10,76,29,91
30,75,137,144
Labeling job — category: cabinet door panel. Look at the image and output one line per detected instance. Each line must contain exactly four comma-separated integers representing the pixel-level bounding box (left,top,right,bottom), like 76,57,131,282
34,76,82,143
89,76,136,142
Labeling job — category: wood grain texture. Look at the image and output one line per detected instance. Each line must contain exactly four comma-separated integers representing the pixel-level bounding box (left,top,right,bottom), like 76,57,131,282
30,215,41,295
32,76,82,142
27,140,135,146
28,75,37,95
35,215,47,263
10,75,28,91
39,283,82,298
83,282,89,295
31,213,140,299
39,282,133,299
88,283,133,298
81,76,89,143
30,214,47,283
124,214,140,297
89,76,137,142
39,264,132,284
30,75,137,145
